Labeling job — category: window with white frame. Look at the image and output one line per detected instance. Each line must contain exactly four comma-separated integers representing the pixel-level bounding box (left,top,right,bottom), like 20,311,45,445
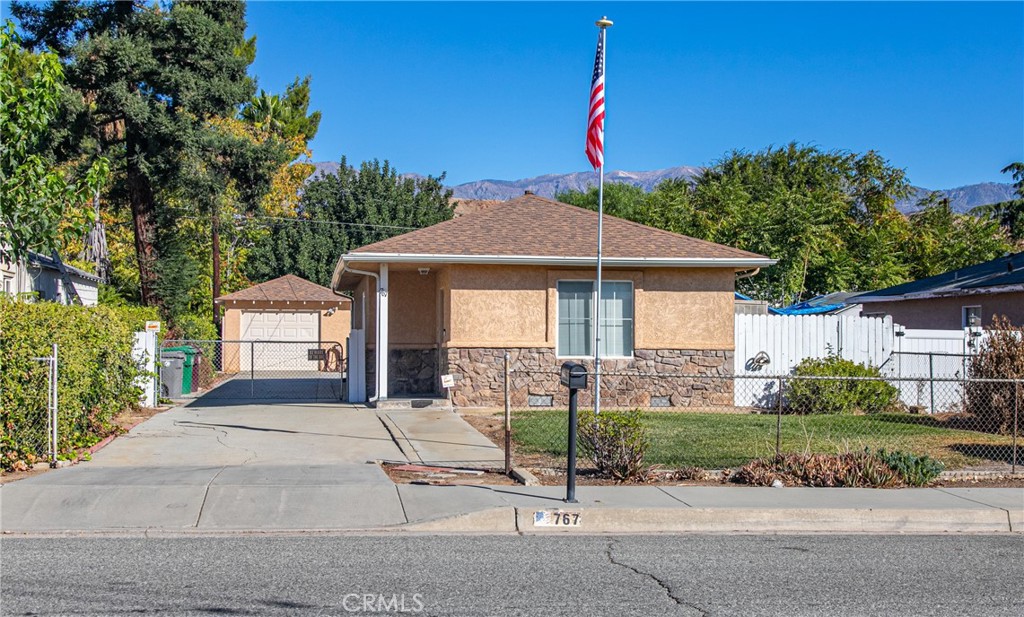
557,280,633,357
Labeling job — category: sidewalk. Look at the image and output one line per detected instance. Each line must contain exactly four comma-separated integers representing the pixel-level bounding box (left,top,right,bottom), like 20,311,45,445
3,476,1020,534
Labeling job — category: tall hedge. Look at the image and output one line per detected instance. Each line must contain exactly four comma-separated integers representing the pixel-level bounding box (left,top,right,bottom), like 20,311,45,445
0,299,158,470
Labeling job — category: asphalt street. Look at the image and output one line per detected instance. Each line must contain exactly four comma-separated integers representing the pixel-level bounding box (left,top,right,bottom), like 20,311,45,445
2,534,1021,616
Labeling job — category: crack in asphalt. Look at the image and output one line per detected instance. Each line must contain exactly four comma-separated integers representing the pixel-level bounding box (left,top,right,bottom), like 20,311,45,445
604,538,708,616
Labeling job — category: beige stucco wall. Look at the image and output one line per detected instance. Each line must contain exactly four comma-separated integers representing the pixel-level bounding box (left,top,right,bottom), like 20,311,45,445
388,270,437,347
441,264,735,351
351,262,739,361
449,265,548,347
637,268,735,350
860,292,1024,329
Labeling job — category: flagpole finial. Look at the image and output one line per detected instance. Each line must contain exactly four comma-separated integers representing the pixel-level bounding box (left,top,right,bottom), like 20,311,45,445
596,16,613,28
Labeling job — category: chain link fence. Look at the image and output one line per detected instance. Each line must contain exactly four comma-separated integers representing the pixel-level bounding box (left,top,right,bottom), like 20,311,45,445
4,345,59,467
159,340,346,402
505,370,1022,474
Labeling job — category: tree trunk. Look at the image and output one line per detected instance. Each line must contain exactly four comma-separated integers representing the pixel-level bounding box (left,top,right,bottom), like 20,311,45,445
127,155,159,306
212,205,222,334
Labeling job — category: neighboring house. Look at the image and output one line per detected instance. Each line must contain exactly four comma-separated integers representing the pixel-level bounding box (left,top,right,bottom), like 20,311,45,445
331,194,775,408
215,274,351,372
0,251,100,306
854,252,1024,329
772,291,863,316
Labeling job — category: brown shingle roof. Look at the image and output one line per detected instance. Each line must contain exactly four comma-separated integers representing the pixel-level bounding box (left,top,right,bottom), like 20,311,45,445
349,194,769,261
215,275,349,304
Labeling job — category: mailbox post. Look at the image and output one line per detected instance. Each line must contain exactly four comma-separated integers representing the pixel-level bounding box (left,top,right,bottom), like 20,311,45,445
560,361,588,503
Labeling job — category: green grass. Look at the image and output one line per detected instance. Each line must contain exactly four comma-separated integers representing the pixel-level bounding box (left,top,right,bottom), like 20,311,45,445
511,411,1018,470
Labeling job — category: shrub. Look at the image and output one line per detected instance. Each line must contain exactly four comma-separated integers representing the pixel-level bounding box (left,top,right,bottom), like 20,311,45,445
786,354,899,415
0,298,158,470
876,449,944,487
732,451,896,487
732,449,942,487
966,316,1024,434
577,408,651,482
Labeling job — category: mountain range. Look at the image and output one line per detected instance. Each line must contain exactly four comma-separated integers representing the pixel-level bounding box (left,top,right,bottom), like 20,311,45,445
310,162,1015,214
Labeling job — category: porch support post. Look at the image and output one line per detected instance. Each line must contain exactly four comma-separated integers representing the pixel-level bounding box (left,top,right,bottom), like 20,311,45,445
377,263,389,401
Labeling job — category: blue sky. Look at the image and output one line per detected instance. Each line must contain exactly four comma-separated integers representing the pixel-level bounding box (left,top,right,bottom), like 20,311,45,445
241,1,1023,188
5,1,1022,188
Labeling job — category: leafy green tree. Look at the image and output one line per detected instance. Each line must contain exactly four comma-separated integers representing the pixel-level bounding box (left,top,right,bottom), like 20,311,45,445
556,182,654,224
970,162,1024,243
245,158,454,287
12,0,257,306
0,21,108,264
240,76,322,142
907,195,1011,278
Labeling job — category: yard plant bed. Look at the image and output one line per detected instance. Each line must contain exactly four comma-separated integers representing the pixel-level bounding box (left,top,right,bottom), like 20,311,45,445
507,410,1018,471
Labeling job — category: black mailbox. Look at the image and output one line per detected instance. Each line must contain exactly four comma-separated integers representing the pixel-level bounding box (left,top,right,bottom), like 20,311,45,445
559,361,588,389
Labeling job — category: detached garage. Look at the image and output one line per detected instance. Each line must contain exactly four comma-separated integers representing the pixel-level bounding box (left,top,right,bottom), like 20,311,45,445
215,275,351,373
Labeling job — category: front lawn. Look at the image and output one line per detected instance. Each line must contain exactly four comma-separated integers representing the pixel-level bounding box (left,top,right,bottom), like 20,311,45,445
511,411,1017,470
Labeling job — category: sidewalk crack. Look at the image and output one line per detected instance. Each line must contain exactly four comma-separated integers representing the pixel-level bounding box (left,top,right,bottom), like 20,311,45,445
933,488,1014,531
395,485,410,524
195,466,228,528
604,538,706,615
657,486,693,507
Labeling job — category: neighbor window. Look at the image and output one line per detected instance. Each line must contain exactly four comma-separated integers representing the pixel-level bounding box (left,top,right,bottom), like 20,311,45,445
557,280,633,357
962,306,982,328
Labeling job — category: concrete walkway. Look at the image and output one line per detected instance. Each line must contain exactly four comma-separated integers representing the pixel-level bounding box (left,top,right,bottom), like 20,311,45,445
377,409,504,468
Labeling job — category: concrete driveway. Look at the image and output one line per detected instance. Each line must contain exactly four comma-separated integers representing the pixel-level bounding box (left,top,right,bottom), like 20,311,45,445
1,401,410,531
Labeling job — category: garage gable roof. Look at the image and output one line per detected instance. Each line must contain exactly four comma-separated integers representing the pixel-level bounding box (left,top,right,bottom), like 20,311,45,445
215,275,349,304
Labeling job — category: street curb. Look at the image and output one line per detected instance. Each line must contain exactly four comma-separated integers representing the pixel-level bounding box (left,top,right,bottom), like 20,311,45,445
390,506,1017,535
399,507,518,532
516,507,1015,534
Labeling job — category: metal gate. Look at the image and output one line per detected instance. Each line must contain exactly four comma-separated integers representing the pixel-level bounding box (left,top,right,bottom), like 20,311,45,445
159,340,346,402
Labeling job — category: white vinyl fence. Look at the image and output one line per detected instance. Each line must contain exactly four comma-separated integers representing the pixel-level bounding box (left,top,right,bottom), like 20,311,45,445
733,313,981,411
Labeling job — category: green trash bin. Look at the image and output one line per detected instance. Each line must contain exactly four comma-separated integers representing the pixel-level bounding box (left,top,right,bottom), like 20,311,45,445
163,346,197,393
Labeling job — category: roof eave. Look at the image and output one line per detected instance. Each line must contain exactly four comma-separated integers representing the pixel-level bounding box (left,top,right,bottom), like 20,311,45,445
340,252,776,269
856,284,1024,304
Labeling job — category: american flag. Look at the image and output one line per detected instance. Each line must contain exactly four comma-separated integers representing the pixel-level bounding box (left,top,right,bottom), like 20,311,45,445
585,31,606,171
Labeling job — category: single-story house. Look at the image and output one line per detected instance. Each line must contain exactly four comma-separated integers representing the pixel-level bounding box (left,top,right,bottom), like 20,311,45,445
215,274,351,372
854,251,1024,329
0,251,101,306
331,194,775,408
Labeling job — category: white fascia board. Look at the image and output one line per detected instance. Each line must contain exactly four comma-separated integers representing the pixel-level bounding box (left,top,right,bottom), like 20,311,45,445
340,252,777,268
856,284,1024,304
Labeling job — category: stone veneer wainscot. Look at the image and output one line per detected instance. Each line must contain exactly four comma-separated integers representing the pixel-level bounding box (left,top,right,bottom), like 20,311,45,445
444,347,733,408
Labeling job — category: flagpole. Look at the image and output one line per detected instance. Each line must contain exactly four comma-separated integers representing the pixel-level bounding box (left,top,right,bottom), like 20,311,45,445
594,17,612,416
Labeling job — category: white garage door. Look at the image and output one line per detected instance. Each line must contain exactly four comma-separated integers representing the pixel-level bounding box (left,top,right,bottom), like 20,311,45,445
240,311,319,371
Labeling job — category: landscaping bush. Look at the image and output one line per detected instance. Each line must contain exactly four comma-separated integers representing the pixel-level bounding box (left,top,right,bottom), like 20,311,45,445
732,448,943,487
577,408,651,482
785,354,899,415
0,298,158,470
876,449,944,487
966,316,1024,434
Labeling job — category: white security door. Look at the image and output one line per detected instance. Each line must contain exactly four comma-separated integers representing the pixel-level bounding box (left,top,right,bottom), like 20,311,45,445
240,311,319,371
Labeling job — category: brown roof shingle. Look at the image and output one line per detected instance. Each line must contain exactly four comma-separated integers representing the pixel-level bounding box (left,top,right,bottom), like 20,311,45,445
349,194,768,261
215,274,349,304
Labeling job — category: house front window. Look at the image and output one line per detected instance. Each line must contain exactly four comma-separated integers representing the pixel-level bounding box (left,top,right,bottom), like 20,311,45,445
557,280,633,358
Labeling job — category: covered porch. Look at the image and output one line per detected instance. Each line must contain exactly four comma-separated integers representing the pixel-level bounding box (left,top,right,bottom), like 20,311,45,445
336,262,448,403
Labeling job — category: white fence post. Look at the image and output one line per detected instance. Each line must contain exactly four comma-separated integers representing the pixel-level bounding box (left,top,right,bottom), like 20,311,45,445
133,330,158,407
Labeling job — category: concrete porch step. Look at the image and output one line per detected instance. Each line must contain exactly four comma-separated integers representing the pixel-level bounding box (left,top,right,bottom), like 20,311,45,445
373,397,452,411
